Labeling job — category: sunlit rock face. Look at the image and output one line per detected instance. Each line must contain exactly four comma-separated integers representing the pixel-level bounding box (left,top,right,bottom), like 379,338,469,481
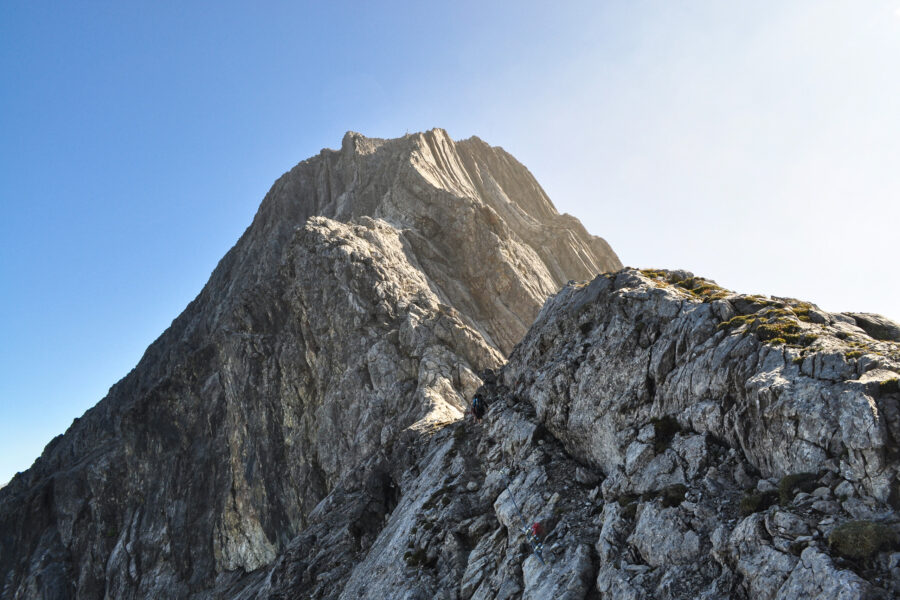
5,128,897,600
496,270,900,599
240,270,899,600
0,129,620,599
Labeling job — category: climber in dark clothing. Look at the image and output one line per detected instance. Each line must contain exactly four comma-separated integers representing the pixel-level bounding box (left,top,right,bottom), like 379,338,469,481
471,396,486,423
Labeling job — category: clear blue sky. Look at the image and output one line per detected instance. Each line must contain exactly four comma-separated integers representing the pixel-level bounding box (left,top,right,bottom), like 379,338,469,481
3,1,899,485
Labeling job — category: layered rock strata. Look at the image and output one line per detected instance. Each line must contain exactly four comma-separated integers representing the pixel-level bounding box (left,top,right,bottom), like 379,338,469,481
0,130,620,599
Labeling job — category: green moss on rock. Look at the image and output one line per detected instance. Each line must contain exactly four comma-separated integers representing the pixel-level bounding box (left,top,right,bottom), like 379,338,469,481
639,270,731,301
878,378,899,395
739,490,779,516
778,472,819,505
792,304,813,322
828,520,898,561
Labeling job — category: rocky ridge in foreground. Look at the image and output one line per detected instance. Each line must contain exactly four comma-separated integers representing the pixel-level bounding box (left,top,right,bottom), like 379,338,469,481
236,269,900,599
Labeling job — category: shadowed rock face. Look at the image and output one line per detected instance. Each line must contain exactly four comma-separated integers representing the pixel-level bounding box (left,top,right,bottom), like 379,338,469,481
845,313,900,343
0,129,620,599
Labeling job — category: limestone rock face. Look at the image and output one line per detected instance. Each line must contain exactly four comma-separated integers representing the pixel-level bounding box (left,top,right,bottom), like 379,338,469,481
4,128,898,599
0,130,620,599
495,269,900,599
240,129,620,355
229,269,900,600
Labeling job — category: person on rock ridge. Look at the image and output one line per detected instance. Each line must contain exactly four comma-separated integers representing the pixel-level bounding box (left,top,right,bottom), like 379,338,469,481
528,522,544,552
471,396,486,423
523,521,545,564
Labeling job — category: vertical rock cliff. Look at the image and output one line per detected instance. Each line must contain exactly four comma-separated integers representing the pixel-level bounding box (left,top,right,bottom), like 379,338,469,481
0,129,620,599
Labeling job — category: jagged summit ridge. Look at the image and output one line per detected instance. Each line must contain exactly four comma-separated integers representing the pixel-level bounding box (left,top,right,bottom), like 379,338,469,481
217,127,620,353
0,130,621,598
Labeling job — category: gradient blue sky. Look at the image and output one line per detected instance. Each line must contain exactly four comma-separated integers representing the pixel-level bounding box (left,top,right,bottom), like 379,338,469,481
2,1,899,485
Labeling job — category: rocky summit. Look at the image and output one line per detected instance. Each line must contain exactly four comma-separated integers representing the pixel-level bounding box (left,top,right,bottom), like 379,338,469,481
0,129,619,599
1,132,898,600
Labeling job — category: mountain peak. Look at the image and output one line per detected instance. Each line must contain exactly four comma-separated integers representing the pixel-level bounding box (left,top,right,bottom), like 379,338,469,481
0,130,621,597
340,129,386,155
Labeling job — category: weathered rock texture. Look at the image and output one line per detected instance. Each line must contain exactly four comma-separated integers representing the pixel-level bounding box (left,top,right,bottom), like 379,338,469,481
0,129,620,599
498,269,900,599
227,269,900,600
4,130,899,600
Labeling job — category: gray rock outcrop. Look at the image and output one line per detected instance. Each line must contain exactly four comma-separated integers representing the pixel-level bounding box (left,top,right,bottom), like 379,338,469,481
845,313,900,343
227,269,900,600
496,269,900,599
